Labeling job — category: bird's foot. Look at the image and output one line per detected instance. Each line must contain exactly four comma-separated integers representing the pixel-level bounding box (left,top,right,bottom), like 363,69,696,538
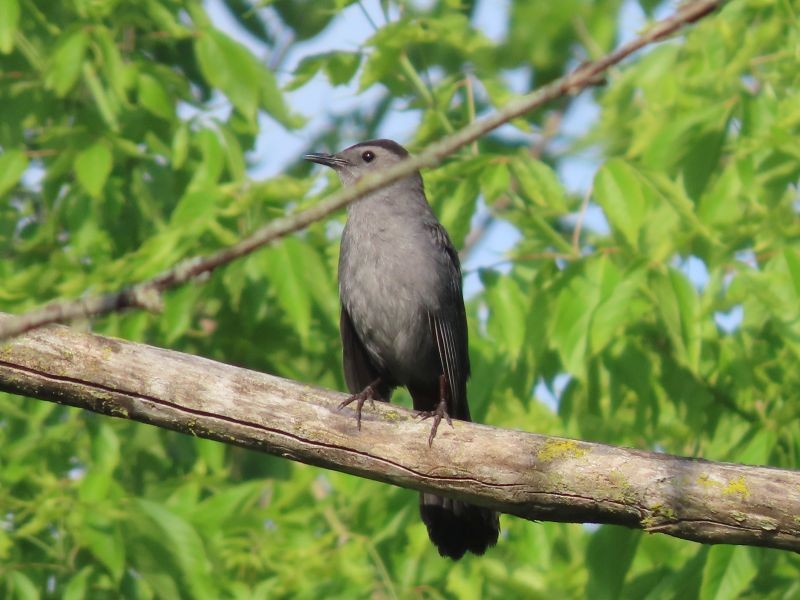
417,396,453,447
339,379,380,430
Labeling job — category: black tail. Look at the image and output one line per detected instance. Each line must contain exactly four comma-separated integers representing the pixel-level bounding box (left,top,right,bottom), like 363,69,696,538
419,493,499,560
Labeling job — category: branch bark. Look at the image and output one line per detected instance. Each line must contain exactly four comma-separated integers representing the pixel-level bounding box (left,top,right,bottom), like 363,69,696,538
0,0,726,341
0,314,797,552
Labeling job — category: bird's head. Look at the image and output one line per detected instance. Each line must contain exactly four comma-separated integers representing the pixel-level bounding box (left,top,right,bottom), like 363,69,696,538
305,139,411,187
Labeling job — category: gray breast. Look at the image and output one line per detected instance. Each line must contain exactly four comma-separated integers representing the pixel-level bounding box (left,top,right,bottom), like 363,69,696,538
338,201,443,387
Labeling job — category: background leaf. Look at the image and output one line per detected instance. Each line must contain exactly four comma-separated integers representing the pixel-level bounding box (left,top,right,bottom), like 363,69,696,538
0,149,28,196
74,142,113,198
0,0,20,54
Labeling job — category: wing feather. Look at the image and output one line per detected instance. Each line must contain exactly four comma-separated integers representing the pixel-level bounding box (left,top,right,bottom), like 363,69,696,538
426,224,471,421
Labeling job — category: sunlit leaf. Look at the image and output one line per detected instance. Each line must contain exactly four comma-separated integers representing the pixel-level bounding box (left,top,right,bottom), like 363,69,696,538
134,500,217,598
63,567,93,600
699,546,757,600
650,267,699,371
0,0,20,54
594,159,649,250
74,142,113,198
0,148,28,197
45,28,88,96
511,155,567,211
195,28,260,121
138,72,174,120
263,238,314,343
586,527,640,600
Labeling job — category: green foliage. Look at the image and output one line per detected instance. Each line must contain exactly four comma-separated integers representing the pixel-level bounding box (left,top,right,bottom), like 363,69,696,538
1,0,799,597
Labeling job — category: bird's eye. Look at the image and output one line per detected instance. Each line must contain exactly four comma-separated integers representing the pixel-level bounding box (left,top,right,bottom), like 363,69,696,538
361,151,375,163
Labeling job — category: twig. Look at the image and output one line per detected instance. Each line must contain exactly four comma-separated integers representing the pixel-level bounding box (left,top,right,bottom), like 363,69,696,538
0,0,725,341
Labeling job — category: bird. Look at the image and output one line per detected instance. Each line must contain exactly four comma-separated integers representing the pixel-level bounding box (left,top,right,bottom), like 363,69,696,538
305,138,499,560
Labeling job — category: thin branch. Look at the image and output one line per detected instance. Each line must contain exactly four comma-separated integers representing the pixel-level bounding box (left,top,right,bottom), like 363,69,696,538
0,0,726,341
0,313,797,552
357,0,381,32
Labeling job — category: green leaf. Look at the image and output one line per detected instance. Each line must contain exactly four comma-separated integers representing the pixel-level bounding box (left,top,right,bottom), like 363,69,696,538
551,257,628,375
161,285,201,344
134,499,217,599
589,267,645,355
594,159,649,249
783,247,800,301
188,129,225,190
0,149,28,197
81,61,120,132
639,105,730,198
480,161,510,202
320,50,362,84
78,517,126,581
74,142,113,198
93,423,120,473
194,438,226,474
172,123,190,169
0,0,20,54
63,567,93,600
170,190,219,231
145,0,186,35
218,125,246,181
288,51,362,90
263,238,313,343
195,29,260,122
697,164,742,227
699,546,757,600
511,155,567,211
586,527,640,600
432,174,479,247
291,241,338,324
190,481,264,531
138,72,174,120
94,26,127,99
361,14,490,90
7,572,39,600
79,469,112,502
45,28,88,96
650,268,699,370
551,267,594,377
736,429,777,465
483,271,528,365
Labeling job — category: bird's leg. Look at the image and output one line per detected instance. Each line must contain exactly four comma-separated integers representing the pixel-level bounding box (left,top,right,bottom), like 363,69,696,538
417,374,454,446
338,378,381,430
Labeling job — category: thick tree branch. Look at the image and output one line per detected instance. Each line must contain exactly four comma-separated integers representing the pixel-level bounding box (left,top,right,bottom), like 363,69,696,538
0,314,797,552
0,0,725,341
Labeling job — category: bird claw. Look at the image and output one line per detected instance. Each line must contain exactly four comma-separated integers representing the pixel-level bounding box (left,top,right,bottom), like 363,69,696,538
339,382,379,430
417,399,453,447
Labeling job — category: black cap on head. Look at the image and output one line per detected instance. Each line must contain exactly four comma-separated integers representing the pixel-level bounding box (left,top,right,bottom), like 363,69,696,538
346,139,410,158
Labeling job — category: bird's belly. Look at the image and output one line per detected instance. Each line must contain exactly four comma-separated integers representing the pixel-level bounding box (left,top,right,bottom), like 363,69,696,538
341,258,440,387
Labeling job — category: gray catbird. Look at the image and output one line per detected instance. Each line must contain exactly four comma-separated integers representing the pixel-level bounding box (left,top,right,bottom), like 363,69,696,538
305,139,499,560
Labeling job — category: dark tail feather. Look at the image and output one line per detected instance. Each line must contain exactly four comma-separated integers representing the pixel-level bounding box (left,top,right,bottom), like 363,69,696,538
419,493,499,560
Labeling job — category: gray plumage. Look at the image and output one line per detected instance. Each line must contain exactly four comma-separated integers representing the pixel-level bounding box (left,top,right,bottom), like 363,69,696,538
305,139,499,560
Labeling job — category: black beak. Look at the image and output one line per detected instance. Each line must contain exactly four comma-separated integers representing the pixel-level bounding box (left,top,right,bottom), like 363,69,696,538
304,152,349,169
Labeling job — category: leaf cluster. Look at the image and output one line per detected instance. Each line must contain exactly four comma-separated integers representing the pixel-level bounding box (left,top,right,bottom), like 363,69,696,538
1,0,799,597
